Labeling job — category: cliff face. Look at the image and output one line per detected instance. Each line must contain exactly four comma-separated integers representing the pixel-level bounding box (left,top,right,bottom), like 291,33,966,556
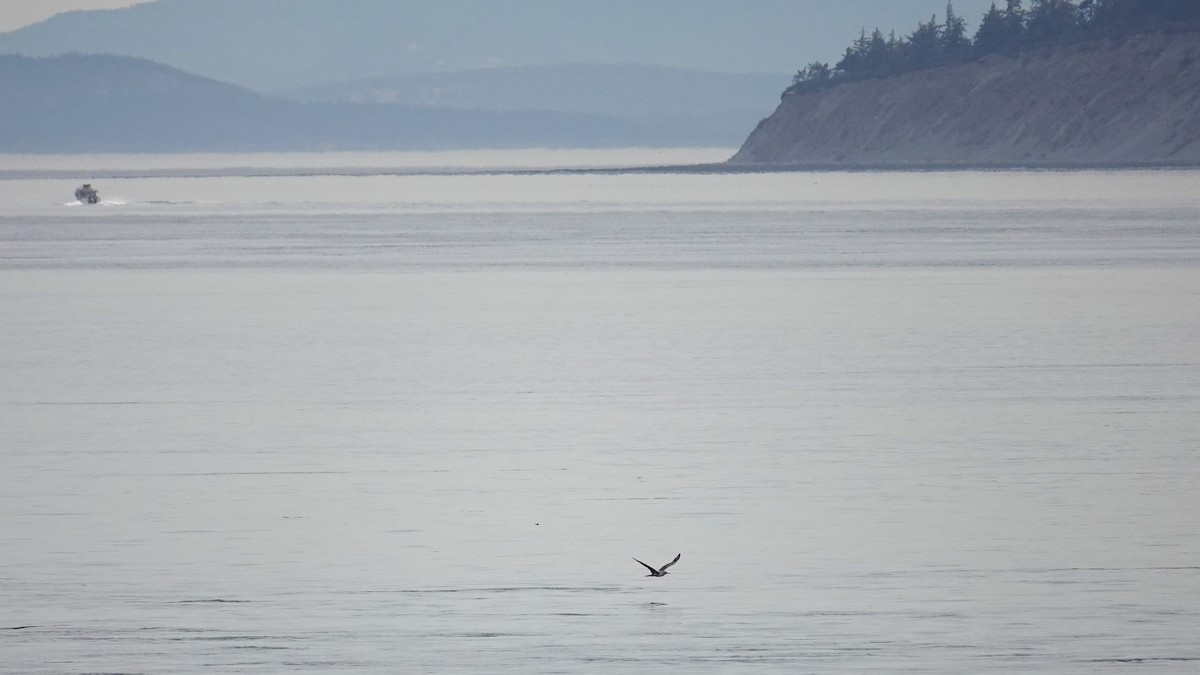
730,31,1200,166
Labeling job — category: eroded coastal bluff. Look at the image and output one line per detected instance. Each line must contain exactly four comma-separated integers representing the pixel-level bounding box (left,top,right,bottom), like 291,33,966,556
730,30,1200,167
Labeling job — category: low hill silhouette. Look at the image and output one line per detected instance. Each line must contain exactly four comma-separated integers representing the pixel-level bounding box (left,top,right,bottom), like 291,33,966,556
0,55,664,153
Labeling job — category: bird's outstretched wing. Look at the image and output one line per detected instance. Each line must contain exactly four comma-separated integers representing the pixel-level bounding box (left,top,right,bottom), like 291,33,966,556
659,553,681,571
632,557,659,574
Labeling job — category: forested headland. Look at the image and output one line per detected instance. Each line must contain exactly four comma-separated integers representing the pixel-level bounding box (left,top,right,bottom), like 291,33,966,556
787,0,1200,94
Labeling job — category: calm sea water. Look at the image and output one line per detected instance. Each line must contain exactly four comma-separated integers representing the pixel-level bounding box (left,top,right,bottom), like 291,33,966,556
2,150,1198,673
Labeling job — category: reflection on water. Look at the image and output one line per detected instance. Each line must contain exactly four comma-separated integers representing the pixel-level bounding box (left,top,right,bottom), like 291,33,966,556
1,153,1198,673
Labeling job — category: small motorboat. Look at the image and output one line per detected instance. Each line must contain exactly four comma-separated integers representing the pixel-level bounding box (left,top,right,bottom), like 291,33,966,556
75,184,100,204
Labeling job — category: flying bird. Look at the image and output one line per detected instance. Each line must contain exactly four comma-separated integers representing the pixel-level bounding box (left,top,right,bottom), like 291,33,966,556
633,553,681,577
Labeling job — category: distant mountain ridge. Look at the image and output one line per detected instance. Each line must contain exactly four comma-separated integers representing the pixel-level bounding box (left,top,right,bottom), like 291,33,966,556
280,64,786,146
282,64,783,115
0,0,805,149
0,55,669,153
0,0,1011,96
0,0,819,92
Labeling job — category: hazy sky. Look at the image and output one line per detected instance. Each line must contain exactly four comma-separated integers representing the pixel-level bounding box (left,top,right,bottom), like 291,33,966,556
0,0,148,32
2,0,1000,35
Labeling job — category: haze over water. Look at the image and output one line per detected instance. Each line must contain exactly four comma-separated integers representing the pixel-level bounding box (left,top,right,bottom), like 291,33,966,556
2,150,1198,673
